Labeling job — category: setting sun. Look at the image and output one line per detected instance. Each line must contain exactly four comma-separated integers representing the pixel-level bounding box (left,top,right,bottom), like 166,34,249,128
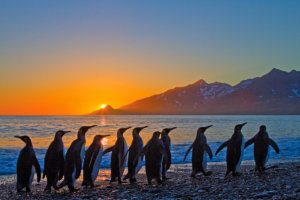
100,104,107,109
101,137,108,146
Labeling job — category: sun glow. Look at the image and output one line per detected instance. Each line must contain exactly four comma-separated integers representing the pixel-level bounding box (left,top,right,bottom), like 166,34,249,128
101,137,108,146
100,104,107,109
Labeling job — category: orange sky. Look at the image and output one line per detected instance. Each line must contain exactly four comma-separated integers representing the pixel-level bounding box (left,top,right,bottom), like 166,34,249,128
1,2,299,115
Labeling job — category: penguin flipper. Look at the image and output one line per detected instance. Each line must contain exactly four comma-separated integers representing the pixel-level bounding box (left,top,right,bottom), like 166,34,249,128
75,154,82,179
215,140,229,156
103,146,114,155
204,144,213,159
244,137,255,149
58,150,64,180
183,143,194,162
268,138,280,154
33,155,41,183
121,149,129,165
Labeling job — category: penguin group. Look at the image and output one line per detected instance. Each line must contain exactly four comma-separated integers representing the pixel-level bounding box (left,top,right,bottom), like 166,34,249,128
14,123,280,193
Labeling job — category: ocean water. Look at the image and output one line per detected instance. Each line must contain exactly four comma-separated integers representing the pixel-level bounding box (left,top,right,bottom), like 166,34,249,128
0,115,299,175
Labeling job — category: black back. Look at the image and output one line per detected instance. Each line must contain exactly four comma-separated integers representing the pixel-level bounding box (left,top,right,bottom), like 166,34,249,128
83,140,101,184
226,131,243,172
191,132,212,172
64,138,85,182
17,144,41,190
161,133,171,170
127,134,143,177
144,134,165,178
111,137,125,178
44,138,64,185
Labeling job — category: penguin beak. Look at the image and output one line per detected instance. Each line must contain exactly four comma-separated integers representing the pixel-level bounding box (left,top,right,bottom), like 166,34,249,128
14,136,24,142
123,126,132,134
62,131,71,136
205,125,213,130
240,122,247,127
166,127,177,134
236,122,247,130
88,125,97,129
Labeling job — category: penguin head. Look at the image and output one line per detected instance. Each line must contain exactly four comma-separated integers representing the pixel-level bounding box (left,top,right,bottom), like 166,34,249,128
259,125,267,131
55,130,70,139
162,127,177,135
197,125,212,134
93,134,109,143
117,127,131,137
234,122,247,131
14,135,32,146
133,126,148,136
153,131,161,138
78,125,97,138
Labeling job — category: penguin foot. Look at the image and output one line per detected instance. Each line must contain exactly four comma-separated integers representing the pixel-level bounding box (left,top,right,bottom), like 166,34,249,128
129,178,137,184
147,178,152,185
26,188,31,193
118,178,127,184
53,185,60,191
68,186,79,192
204,171,212,176
17,189,23,193
156,178,162,184
90,184,99,188
232,172,242,177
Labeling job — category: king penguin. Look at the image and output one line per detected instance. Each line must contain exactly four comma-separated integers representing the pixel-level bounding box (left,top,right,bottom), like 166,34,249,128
183,125,213,178
43,130,70,191
82,134,109,187
215,122,247,177
103,127,131,183
143,131,166,185
59,125,97,191
161,127,176,180
123,126,148,183
15,135,41,192
244,125,280,173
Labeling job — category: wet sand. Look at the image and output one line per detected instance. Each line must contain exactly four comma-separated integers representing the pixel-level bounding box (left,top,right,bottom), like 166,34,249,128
0,159,299,199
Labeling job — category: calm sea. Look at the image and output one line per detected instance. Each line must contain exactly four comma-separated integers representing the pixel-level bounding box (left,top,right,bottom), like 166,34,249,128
0,115,299,175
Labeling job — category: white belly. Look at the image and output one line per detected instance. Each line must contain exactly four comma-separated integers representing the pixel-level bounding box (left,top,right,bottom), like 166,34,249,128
120,142,128,176
29,166,35,187
135,156,143,177
91,147,103,183
202,152,207,172
72,165,76,185
80,143,85,162
235,137,245,172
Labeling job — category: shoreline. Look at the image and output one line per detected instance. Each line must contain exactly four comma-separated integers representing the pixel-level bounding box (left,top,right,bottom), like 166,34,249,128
0,158,299,199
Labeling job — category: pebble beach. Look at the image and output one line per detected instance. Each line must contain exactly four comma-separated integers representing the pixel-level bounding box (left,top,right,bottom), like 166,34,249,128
0,159,299,200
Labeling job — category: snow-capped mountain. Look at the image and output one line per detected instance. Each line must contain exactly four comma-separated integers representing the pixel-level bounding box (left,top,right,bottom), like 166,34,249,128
91,68,300,115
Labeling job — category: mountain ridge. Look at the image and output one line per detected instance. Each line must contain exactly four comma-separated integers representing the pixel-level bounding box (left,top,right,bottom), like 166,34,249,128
90,68,300,115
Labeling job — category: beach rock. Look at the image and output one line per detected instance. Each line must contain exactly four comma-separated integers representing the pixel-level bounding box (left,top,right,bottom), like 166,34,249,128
254,190,277,198
149,189,162,193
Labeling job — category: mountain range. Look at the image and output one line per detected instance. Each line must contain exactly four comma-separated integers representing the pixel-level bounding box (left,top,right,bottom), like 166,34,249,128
90,68,300,115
